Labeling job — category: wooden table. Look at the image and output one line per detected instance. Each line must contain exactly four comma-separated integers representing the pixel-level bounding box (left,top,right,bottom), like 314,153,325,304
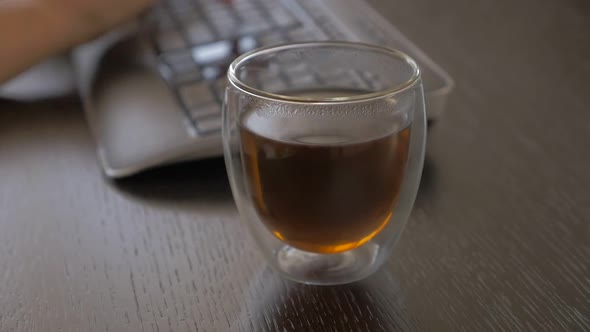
1,0,589,330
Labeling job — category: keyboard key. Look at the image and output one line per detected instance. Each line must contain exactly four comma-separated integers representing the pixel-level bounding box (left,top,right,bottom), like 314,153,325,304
274,12,298,27
290,74,317,87
360,71,382,90
201,1,226,13
240,22,270,35
161,52,201,82
233,0,256,12
173,70,202,84
238,11,268,32
284,62,307,76
168,0,192,12
258,32,284,45
237,8,264,22
287,28,320,42
208,7,233,21
262,3,297,26
189,104,221,120
163,51,194,67
192,41,233,65
156,29,187,51
179,83,214,108
149,11,175,30
184,21,214,45
195,115,222,134
316,20,347,39
168,9,199,23
202,66,222,80
238,36,258,53
339,73,364,89
157,63,174,81
212,19,238,38
261,78,288,93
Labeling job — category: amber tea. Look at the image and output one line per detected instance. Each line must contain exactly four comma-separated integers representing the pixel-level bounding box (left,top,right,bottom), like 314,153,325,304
240,89,410,254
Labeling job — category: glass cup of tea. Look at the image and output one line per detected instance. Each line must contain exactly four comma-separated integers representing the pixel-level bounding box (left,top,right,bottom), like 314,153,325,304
222,42,426,285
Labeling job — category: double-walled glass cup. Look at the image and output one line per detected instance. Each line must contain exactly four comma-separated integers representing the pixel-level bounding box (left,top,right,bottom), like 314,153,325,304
222,42,426,285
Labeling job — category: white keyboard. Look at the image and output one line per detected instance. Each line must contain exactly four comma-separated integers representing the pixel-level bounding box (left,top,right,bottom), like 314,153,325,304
146,0,357,136
73,0,453,177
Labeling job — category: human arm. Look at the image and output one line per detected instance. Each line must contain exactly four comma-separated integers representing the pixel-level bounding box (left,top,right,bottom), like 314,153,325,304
0,0,154,83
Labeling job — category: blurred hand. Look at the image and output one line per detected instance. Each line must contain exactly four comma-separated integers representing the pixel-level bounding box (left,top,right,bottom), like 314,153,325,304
0,0,155,83
40,0,156,43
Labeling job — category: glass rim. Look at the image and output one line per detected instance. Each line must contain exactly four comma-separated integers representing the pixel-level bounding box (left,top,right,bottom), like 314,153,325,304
227,41,421,104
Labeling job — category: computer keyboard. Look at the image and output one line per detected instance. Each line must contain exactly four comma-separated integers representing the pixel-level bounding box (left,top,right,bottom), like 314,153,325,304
145,0,349,136
73,0,453,177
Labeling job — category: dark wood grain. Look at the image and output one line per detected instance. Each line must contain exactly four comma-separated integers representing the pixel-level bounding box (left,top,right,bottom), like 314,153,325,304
1,0,589,331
